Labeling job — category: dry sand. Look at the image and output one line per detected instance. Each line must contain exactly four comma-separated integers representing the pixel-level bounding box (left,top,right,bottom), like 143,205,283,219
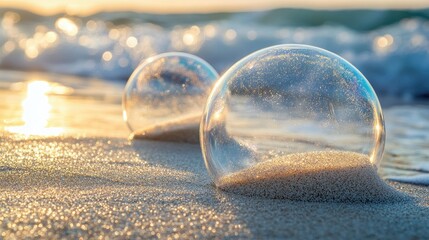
218,151,406,202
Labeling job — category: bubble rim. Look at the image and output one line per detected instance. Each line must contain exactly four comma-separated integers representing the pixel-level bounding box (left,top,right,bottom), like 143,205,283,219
122,51,219,132
200,44,385,184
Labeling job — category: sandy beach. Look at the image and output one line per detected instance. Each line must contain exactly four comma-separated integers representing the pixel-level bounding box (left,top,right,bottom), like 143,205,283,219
1,135,428,239
0,71,428,239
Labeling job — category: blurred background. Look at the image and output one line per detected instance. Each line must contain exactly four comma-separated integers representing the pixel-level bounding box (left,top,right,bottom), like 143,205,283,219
0,0,429,101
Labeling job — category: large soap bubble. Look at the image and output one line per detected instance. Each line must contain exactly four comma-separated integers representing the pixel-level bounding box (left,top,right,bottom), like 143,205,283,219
123,52,218,143
200,45,395,202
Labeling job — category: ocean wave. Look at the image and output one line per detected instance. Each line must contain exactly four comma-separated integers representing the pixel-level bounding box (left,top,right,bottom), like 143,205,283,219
0,8,429,98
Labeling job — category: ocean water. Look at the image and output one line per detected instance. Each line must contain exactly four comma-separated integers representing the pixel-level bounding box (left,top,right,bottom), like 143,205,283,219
0,8,429,99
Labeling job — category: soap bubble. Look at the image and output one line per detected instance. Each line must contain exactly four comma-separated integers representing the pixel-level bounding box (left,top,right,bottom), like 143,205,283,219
200,45,387,201
123,52,218,141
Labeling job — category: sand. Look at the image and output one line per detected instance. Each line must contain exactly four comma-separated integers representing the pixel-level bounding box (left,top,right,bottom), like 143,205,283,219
0,136,428,239
0,72,428,238
130,114,200,143
218,151,406,202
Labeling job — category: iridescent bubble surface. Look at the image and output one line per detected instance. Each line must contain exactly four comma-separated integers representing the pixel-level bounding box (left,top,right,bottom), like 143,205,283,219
201,44,385,188
123,52,218,140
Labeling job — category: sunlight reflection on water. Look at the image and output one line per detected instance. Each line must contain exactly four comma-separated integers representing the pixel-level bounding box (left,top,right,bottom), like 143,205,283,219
5,80,64,136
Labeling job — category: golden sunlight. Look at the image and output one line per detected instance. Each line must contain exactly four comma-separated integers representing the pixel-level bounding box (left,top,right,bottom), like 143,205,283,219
5,81,63,136
0,0,429,16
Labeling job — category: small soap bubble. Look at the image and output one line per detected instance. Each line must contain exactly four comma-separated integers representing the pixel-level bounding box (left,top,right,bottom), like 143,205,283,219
123,52,218,142
200,45,390,202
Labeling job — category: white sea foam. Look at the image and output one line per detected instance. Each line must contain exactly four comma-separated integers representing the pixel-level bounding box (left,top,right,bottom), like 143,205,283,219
1,9,429,98
387,174,429,186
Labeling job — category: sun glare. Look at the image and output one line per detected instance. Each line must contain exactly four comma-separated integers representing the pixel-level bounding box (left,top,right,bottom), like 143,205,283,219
5,81,64,136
